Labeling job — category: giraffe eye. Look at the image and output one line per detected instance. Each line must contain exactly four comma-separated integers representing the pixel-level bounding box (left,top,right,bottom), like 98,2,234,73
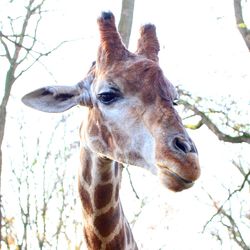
97,91,121,105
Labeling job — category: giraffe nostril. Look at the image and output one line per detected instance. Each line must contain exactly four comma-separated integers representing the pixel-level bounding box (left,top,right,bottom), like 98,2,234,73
173,137,194,154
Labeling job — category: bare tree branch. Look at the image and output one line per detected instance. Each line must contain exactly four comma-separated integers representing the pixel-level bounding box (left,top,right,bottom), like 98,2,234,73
15,40,71,80
234,0,250,51
178,88,250,144
204,186,250,250
125,166,140,200
203,169,250,232
233,160,250,185
184,119,204,130
0,33,11,62
181,100,250,143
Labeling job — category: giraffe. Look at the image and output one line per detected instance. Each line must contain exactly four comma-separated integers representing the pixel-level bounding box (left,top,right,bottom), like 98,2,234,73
22,12,200,250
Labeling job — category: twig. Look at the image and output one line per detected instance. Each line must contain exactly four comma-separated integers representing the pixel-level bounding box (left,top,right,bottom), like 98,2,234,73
125,166,140,200
202,169,250,232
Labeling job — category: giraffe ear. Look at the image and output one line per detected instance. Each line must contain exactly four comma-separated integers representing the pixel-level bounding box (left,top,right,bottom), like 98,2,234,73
97,11,130,66
22,85,92,113
136,24,160,62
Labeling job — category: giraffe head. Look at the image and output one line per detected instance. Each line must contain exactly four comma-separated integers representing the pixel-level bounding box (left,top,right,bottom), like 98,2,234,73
22,12,200,192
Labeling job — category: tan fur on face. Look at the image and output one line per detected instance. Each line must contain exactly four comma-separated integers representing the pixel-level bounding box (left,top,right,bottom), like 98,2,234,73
81,57,200,186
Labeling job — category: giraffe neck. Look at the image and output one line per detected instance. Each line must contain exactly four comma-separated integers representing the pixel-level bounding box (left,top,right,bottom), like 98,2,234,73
78,146,138,250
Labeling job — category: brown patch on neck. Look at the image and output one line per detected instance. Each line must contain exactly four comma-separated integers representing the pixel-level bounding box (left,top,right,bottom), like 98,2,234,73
100,169,112,182
78,182,93,215
89,122,99,137
84,227,102,250
94,205,120,237
94,183,113,209
115,183,119,201
80,147,92,186
105,226,125,250
100,124,115,151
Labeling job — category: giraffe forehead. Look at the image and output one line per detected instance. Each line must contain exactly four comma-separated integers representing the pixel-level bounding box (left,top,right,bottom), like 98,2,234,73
94,59,174,102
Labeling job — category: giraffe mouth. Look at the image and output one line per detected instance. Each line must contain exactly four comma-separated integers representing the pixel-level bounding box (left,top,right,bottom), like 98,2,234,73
157,164,194,188
167,169,194,186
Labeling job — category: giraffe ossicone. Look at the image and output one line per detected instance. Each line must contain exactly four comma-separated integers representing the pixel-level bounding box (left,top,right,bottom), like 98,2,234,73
22,11,200,250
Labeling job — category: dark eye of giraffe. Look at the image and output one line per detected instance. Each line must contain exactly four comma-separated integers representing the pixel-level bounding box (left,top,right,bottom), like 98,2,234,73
97,90,122,105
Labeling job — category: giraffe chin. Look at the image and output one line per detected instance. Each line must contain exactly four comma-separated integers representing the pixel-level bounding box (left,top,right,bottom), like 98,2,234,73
158,167,194,192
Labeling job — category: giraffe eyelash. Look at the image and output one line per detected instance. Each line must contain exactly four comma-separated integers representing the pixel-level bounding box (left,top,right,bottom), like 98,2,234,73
97,91,122,105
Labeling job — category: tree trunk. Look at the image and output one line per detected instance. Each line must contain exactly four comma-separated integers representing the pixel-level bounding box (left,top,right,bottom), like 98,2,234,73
0,65,16,245
118,0,135,48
